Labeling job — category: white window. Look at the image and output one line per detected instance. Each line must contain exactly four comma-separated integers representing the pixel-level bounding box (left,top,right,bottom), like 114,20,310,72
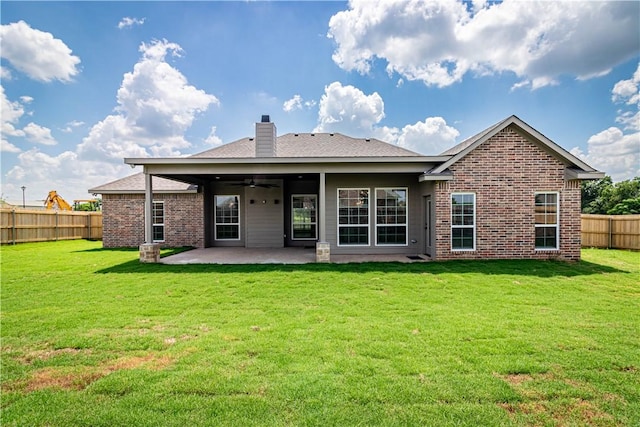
292,195,317,240
338,188,369,246
375,188,408,245
215,195,240,240
535,192,559,250
451,193,475,251
152,201,165,242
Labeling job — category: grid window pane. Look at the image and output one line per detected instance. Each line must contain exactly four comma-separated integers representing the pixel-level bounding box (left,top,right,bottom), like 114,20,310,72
152,201,164,242
375,188,407,245
451,193,475,250
292,195,317,240
535,193,558,249
452,228,474,249
338,189,369,245
215,195,240,240
339,226,369,245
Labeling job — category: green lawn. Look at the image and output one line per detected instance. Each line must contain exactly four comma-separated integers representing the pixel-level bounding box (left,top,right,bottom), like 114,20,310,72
1,241,638,426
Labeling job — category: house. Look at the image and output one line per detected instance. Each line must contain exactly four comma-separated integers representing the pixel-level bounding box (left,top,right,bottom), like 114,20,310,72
89,115,604,263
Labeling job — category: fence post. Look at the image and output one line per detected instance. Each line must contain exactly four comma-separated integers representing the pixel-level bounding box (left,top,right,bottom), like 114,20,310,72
87,213,91,239
55,211,59,241
11,209,16,245
608,216,612,249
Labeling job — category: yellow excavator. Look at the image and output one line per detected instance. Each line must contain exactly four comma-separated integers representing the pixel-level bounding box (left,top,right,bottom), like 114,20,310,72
44,190,73,211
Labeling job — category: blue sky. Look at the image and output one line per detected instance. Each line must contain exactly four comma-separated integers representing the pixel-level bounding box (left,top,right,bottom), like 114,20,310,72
1,1,639,203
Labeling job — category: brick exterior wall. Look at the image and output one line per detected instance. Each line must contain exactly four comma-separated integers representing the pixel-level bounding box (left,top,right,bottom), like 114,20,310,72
435,126,582,261
102,193,204,248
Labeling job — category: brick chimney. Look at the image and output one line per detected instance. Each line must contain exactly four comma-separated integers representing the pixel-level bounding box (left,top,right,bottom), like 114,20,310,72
255,115,276,157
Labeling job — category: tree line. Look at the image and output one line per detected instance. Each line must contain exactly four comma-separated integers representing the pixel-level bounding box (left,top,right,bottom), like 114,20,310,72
582,176,640,215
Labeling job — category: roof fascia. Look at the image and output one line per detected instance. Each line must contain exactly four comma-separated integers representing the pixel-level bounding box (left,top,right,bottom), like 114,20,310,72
125,156,450,166
88,189,198,195
418,172,454,182
431,115,599,174
565,169,606,180
431,116,515,174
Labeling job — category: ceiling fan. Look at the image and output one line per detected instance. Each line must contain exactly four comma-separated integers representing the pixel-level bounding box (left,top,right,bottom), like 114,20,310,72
230,179,279,189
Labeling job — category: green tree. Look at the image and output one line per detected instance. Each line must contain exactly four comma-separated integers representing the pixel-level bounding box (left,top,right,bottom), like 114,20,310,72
582,176,640,214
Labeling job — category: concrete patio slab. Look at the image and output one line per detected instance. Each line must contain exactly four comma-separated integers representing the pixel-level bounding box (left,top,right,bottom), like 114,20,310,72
161,247,428,264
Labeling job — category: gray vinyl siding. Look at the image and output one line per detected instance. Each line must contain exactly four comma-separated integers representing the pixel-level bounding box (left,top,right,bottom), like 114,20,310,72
245,181,284,248
325,174,423,255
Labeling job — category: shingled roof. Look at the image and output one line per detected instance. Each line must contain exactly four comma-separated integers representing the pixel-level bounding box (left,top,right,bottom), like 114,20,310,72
190,132,422,158
89,173,197,194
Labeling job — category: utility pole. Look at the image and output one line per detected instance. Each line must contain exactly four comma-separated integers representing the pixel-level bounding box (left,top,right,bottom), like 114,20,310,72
21,186,26,208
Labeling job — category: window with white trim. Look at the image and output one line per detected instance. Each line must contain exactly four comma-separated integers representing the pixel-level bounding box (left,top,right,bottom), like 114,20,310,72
152,201,165,242
375,188,407,245
338,189,369,246
451,193,475,250
215,195,240,240
535,192,559,250
292,195,317,240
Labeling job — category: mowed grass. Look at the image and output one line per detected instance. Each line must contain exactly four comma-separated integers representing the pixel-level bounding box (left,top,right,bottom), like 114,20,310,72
1,241,638,426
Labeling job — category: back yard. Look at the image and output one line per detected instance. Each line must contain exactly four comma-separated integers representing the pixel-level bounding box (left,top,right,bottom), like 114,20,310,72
1,241,638,426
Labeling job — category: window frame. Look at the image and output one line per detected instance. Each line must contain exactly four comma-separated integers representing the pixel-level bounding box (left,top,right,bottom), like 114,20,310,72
450,192,476,251
214,195,241,241
152,200,165,243
337,188,370,247
291,194,318,241
374,187,408,246
534,192,559,251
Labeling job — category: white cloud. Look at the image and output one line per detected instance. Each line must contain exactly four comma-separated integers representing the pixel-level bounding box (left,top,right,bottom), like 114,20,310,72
1,140,21,153
283,94,316,112
0,21,80,82
313,81,459,154
328,0,639,89
1,85,25,152
23,122,57,145
612,63,640,106
283,95,303,112
3,38,219,202
573,65,640,181
1,66,12,81
4,148,128,202
77,39,219,161
205,126,223,146
20,96,34,104
60,120,85,133
396,117,460,154
314,82,385,135
283,94,303,112
572,128,639,182
118,17,146,29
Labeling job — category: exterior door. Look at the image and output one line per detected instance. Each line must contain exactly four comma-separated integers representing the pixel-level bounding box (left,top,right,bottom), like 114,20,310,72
424,196,432,257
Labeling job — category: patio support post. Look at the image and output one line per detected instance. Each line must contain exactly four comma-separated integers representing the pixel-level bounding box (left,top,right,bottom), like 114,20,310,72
140,171,160,263
316,171,330,262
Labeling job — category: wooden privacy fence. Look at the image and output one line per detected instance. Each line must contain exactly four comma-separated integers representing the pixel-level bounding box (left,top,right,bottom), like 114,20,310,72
581,214,640,250
1,210,637,249
0,208,102,245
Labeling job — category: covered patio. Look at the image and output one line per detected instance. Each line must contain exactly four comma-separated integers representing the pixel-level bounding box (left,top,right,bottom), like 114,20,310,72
160,247,428,265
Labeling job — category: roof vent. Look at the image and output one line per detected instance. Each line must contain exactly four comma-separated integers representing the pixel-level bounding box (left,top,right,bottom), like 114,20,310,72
294,133,299,137
261,115,270,123
310,133,315,136
329,133,334,136
365,138,371,142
